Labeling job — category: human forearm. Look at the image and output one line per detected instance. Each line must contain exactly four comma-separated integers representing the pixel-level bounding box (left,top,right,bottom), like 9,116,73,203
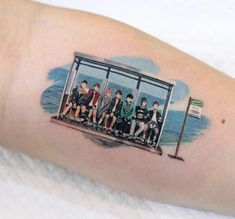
0,0,235,215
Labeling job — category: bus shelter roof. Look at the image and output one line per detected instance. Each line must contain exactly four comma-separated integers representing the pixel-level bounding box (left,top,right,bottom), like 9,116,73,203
74,52,175,89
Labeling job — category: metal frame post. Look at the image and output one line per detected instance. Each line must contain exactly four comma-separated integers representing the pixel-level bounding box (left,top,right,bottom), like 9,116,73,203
100,67,111,96
156,85,174,147
133,76,141,103
66,58,81,104
168,97,192,161
56,57,79,118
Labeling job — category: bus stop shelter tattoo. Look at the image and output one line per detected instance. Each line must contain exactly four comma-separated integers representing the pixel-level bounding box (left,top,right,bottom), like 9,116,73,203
41,52,210,159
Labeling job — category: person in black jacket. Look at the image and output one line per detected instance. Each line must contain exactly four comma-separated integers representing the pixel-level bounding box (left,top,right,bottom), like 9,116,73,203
78,83,101,123
104,90,123,132
60,80,89,119
145,101,163,146
129,97,148,140
115,93,135,137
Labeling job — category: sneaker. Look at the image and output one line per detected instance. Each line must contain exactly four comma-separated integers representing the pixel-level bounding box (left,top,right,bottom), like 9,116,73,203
69,116,76,121
114,130,119,137
76,118,84,123
59,113,65,119
87,120,93,126
92,123,98,129
122,133,127,138
128,135,135,141
107,128,113,134
96,125,101,131
82,118,88,124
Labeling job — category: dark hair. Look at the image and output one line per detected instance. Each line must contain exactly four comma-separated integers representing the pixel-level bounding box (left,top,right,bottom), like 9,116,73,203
81,80,88,84
152,101,159,106
141,97,147,104
116,90,122,95
126,94,134,99
94,83,100,88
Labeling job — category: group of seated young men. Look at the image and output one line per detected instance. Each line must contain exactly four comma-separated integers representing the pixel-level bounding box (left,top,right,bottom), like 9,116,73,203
60,80,163,146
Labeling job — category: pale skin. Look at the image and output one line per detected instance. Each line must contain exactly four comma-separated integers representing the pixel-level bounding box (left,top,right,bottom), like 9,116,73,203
0,0,235,215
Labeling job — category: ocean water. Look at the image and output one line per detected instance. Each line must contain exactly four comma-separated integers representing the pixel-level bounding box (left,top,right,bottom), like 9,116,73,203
40,67,210,145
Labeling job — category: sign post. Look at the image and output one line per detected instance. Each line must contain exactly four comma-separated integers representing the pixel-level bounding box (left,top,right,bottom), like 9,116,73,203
168,97,204,161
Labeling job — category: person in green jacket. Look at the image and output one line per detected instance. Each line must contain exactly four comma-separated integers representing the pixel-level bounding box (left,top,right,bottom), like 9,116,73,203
115,94,135,137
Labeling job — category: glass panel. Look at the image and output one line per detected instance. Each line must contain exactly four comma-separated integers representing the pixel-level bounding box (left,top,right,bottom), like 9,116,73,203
105,72,138,101
110,68,139,80
141,78,169,90
65,61,78,94
80,60,108,71
136,81,168,111
74,62,108,91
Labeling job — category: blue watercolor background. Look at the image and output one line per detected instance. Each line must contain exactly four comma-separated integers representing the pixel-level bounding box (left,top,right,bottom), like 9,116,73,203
41,56,210,145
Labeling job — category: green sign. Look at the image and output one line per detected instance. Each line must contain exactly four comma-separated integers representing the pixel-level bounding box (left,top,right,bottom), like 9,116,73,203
188,98,204,119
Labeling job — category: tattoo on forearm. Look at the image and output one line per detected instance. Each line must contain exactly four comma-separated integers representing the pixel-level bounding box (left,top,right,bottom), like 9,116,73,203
40,52,210,160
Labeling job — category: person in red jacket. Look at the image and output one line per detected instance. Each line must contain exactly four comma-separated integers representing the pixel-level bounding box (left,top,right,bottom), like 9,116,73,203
78,83,101,123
